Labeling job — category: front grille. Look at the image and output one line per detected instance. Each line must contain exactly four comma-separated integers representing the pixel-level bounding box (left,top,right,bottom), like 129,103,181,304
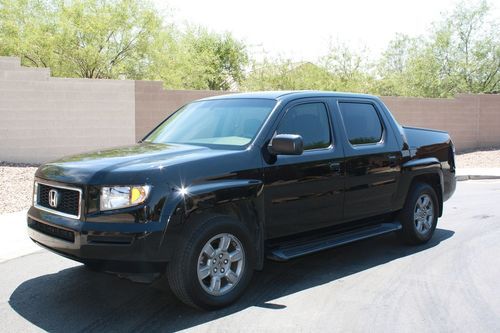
36,182,81,218
28,218,75,242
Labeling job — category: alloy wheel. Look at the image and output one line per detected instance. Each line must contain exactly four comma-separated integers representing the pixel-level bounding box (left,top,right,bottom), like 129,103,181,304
197,233,245,296
414,194,434,234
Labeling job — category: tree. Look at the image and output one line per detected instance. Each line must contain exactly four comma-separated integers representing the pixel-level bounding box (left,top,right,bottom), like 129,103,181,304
243,59,334,91
174,28,248,91
0,0,249,89
243,44,375,93
432,0,499,93
190,29,249,90
146,27,248,90
1,0,497,95
375,0,499,97
320,42,374,93
0,0,162,79
374,34,421,96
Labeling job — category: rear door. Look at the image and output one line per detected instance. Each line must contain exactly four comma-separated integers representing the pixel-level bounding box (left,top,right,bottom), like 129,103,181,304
333,98,402,221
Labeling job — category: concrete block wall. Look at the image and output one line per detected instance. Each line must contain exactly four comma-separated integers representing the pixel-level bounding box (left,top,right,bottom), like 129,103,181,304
478,94,500,148
0,56,499,163
137,91,500,152
0,57,136,164
135,81,228,141
382,94,500,151
384,95,473,151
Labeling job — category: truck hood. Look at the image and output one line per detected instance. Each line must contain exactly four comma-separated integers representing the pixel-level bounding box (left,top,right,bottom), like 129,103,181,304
35,142,237,185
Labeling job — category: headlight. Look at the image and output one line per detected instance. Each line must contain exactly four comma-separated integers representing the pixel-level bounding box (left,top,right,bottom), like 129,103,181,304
100,185,151,211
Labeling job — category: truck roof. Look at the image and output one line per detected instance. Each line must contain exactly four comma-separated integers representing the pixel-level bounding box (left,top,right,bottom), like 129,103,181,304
200,90,378,101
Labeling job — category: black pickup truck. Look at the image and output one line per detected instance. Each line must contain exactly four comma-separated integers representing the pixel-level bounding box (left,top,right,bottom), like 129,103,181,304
28,91,456,309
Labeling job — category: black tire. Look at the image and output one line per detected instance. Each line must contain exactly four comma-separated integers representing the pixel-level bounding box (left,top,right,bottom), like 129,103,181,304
398,182,439,245
167,215,255,310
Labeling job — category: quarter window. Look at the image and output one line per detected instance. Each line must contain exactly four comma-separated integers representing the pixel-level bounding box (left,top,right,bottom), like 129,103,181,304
277,103,331,150
339,103,383,145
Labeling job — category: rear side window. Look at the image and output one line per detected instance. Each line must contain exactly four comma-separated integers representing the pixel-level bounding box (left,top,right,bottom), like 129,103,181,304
339,102,383,145
277,103,331,150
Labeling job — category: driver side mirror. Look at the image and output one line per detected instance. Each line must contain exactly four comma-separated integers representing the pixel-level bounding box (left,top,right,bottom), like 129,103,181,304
268,134,304,155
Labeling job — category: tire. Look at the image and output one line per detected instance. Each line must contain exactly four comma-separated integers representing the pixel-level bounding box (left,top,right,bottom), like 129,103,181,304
167,215,255,310
398,182,439,245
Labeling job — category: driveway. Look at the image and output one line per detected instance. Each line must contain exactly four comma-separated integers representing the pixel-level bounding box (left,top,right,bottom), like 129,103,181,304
0,180,499,332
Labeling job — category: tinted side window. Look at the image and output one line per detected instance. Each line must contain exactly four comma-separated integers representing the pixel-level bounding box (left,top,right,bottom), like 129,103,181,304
277,103,331,150
339,102,383,145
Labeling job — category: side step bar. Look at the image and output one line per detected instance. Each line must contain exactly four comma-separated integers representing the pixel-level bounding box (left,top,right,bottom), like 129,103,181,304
267,222,402,261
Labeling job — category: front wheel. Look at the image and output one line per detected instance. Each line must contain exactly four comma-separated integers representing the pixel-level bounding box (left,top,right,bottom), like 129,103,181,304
398,182,439,245
167,215,255,310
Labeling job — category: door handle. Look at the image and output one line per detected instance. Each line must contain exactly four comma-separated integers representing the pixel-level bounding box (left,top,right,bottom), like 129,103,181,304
388,155,398,167
329,162,341,174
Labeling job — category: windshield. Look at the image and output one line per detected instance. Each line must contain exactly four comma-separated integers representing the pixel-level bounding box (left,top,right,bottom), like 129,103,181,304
144,98,277,148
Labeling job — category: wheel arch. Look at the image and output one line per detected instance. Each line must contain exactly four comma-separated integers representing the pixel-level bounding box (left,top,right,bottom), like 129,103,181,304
399,158,444,217
409,173,443,217
158,180,265,270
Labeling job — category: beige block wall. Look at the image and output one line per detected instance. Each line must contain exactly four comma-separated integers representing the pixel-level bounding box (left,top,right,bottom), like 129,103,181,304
134,81,228,141
0,57,136,164
382,95,481,151
382,94,500,151
478,94,500,148
136,89,500,152
0,57,499,164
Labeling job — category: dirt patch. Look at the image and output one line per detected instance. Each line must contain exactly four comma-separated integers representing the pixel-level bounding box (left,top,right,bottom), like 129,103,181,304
0,162,38,214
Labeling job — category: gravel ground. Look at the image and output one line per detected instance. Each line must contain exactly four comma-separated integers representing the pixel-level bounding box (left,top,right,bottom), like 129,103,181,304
456,148,500,168
0,148,499,215
0,163,38,214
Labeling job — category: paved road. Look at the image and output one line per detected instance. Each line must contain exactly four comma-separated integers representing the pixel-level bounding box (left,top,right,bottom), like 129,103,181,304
1,180,499,332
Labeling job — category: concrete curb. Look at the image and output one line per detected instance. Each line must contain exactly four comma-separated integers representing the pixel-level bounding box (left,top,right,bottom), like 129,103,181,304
0,210,40,263
456,175,500,181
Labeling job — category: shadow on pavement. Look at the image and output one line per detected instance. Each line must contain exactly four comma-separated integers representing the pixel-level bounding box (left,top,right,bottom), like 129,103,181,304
9,229,454,332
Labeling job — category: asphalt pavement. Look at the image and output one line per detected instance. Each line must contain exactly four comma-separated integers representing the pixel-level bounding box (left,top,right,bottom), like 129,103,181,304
0,180,499,332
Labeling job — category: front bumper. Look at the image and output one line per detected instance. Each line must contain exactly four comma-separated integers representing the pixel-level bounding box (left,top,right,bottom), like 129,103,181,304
27,207,175,273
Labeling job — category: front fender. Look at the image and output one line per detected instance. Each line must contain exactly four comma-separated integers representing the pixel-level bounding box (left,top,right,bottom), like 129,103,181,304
157,179,265,268
161,179,263,223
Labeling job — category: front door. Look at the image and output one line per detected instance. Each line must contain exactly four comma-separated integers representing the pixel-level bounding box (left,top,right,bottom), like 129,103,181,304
263,100,345,239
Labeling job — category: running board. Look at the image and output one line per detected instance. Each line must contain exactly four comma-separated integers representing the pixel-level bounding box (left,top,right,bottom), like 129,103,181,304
267,222,402,261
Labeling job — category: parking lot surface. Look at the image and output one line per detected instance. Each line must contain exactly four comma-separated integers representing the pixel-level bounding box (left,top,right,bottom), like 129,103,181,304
0,180,499,332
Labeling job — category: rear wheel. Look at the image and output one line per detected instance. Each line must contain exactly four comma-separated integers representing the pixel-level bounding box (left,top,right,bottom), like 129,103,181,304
398,182,439,244
167,215,254,310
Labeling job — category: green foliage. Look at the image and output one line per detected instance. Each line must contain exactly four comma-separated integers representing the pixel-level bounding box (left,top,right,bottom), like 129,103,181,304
245,0,499,97
0,0,162,78
432,0,499,94
320,43,374,93
147,27,248,90
0,0,498,96
243,44,374,93
375,0,499,97
0,0,248,88
244,60,334,91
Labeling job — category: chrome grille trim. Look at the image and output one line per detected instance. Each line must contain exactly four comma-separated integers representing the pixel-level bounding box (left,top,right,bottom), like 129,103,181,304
34,180,83,219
